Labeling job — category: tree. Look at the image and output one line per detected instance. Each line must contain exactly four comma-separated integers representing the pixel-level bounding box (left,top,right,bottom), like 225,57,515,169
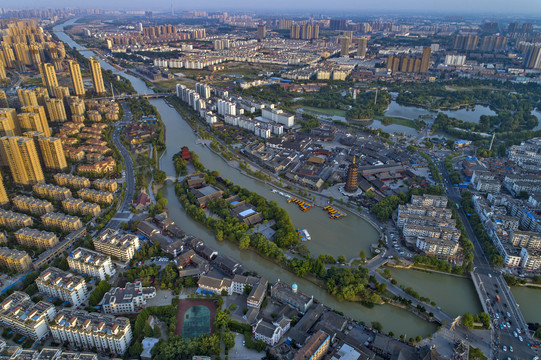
214,310,230,330
154,170,167,185
462,313,474,329
337,255,346,264
478,312,491,329
359,250,366,262
518,190,529,200
371,321,383,332
153,324,162,338
222,331,235,351
239,234,250,250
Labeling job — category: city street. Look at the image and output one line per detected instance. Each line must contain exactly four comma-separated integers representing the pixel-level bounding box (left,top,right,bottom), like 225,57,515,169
436,156,536,360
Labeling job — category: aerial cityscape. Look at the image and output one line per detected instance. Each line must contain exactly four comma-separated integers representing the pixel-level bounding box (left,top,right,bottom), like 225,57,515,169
0,2,540,360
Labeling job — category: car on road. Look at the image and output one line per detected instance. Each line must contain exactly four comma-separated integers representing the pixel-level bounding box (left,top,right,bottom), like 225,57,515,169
509,346,513,352
507,312,511,318
514,331,517,337
507,322,511,328
488,273,492,278
503,345,507,352
519,335,523,342
517,328,521,334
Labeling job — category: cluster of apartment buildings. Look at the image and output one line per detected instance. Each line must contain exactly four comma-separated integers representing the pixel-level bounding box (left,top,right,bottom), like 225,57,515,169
176,83,294,139
474,193,541,270
100,281,156,314
398,195,461,258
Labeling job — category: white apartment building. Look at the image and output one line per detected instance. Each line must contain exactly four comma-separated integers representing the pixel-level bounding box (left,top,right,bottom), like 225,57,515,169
416,237,459,258
67,247,115,281
101,281,156,314
36,267,87,307
262,108,294,128
0,292,56,340
93,229,141,263
50,310,132,355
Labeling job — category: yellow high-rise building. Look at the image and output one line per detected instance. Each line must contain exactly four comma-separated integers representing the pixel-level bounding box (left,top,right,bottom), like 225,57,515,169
17,89,38,107
13,43,31,66
0,63,6,81
357,37,367,57
420,47,431,74
53,86,70,100
38,137,67,171
33,87,49,107
0,171,8,205
21,105,49,136
0,136,44,186
340,37,351,57
17,110,50,137
38,62,58,97
89,57,105,95
0,91,8,108
0,108,19,136
68,60,85,97
46,98,67,123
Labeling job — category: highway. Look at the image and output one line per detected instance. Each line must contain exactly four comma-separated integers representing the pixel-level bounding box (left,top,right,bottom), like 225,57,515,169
436,156,536,360
106,102,136,230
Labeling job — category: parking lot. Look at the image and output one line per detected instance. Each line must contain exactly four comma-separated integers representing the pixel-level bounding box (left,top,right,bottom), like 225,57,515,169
228,333,264,360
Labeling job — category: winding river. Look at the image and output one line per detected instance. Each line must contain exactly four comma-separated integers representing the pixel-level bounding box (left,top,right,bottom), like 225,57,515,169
52,18,539,335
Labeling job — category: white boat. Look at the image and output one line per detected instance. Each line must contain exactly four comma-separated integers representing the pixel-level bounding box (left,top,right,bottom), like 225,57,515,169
297,229,311,241
302,229,311,241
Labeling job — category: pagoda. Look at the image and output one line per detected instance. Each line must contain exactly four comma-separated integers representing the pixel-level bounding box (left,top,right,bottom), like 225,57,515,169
345,156,358,193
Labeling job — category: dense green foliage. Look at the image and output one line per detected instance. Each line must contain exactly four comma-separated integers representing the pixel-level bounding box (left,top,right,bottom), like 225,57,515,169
173,152,188,176
444,153,461,184
88,280,112,307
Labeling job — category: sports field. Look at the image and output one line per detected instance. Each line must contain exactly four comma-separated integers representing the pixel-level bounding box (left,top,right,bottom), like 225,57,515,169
175,299,217,338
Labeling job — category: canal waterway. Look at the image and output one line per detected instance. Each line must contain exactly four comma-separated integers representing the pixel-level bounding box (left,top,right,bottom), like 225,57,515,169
53,18,539,334
388,268,482,318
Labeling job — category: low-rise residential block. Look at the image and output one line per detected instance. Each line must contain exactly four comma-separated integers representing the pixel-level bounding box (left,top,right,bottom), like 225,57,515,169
62,198,101,217
101,281,156,314
78,188,114,204
0,209,33,229
93,229,141,262
33,183,72,201
12,195,54,216
54,173,91,189
0,292,56,340
14,228,59,249
41,212,82,232
50,309,132,355
93,179,118,192
0,247,31,272
36,267,87,307
67,247,115,281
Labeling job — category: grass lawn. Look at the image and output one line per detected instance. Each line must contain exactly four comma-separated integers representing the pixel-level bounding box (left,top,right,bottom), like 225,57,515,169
302,106,347,118
373,115,419,129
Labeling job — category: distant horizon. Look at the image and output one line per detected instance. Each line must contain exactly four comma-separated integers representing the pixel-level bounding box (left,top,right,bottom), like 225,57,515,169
6,0,541,18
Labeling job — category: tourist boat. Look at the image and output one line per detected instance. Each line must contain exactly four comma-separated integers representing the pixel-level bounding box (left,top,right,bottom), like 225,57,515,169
287,197,312,212
323,205,345,219
297,229,311,241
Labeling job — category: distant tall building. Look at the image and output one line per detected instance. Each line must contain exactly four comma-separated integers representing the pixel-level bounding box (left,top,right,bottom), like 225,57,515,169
340,37,351,57
330,19,347,31
0,91,7,108
38,137,67,171
68,60,85,97
0,63,6,81
89,57,106,95
453,35,479,51
290,24,301,39
38,62,58,97
480,36,508,52
0,136,44,185
420,47,431,73
257,24,266,40
46,99,67,123
507,22,520,33
17,112,50,137
17,89,38,107
345,156,358,193
0,171,8,205
21,105,49,136
0,108,19,136
524,45,541,70
357,37,367,57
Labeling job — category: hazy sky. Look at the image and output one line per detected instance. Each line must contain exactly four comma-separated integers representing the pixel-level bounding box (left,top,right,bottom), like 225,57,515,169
12,0,541,15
